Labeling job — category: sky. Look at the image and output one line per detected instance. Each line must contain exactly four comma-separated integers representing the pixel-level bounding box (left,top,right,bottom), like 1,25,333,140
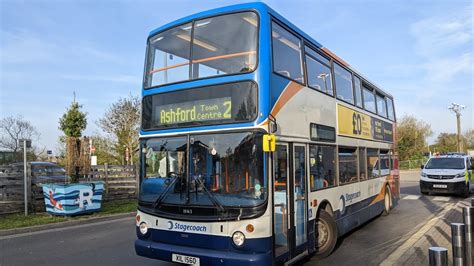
1,0,473,153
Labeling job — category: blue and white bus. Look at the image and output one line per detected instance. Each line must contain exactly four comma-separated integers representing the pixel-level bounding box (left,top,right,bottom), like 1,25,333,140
135,3,400,265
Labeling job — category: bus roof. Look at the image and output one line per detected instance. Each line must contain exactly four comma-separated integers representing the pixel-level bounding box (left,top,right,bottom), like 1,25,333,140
148,2,393,98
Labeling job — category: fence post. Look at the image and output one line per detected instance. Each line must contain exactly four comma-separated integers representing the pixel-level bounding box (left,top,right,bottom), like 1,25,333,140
463,207,474,265
429,247,448,266
26,163,32,214
452,223,466,266
104,163,109,200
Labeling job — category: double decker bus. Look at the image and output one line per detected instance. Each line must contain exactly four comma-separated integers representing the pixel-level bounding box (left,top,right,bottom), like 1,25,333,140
135,2,399,265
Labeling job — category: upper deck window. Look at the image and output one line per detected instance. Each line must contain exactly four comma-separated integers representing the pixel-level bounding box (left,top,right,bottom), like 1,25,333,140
334,63,354,104
363,85,376,113
386,97,395,121
376,93,388,118
353,76,363,108
305,46,333,95
144,12,258,88
271,22,304,83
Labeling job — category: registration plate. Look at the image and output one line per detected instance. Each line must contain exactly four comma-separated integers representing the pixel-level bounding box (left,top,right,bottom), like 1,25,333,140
433,184,447,188
172,254,200,265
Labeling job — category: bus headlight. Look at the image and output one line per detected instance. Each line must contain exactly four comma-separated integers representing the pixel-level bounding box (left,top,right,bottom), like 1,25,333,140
139,222,148,235
232,231,245,247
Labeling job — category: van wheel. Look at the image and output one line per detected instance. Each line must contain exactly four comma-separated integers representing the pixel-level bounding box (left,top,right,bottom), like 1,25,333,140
382,186,391,216
315,209,337,258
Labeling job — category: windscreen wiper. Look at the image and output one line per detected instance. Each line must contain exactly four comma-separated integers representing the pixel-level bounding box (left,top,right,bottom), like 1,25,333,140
194,177,225,213
152,172,180,209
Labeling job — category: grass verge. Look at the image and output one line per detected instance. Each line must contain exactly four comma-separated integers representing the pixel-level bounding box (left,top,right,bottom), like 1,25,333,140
0,200,137,230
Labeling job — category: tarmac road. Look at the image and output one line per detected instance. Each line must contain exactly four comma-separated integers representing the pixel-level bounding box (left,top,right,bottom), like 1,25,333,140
0,170,463,266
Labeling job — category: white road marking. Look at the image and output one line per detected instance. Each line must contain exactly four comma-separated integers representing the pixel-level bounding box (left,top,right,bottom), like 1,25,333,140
402,195,421,200
380,202,456,266
432,196,451,202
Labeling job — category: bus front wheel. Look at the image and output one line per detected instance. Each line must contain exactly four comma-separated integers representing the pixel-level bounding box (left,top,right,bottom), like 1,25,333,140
315,209,337,258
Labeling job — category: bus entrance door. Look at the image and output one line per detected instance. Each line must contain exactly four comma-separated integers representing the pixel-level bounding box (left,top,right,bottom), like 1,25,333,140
273,143,308,263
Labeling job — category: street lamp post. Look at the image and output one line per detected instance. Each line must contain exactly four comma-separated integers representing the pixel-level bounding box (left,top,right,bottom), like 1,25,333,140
448,103,466,153
318,73,330,94
19,139,31,216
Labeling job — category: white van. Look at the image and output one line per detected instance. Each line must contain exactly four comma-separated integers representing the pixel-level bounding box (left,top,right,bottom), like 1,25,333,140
420,154,474,197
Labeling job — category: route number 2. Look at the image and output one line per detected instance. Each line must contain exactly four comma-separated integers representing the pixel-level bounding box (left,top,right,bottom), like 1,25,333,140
223,101,232,119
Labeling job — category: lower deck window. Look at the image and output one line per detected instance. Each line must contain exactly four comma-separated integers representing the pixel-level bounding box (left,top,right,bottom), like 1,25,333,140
359,148,367,181
310,145,336,191
367,148,380,178
338,147,358,185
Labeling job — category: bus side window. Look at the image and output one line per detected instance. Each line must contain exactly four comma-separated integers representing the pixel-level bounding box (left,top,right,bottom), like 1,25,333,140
380,150,390,176
338,147,358,184
309,145,336,191
359,148,367,181
367,148,379,178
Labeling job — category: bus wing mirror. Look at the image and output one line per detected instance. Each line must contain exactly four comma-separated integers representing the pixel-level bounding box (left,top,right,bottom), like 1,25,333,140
263,134,276,152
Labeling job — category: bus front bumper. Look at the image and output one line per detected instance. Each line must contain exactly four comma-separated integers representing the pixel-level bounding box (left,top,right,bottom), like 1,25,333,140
135,239,272,265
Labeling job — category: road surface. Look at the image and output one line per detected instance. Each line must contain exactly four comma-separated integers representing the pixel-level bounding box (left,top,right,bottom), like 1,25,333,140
0,170,461,265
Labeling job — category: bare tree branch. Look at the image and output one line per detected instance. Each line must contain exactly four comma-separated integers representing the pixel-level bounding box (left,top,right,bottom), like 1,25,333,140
0,115,39,152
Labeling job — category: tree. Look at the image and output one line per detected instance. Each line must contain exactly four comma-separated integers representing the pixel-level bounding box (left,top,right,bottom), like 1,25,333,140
464,129,474,150
59,100,87,138
0,115,39,152
91,135,120,165
432,133,460,153
58,98,88,180
396,115,433,161
98,95,140,165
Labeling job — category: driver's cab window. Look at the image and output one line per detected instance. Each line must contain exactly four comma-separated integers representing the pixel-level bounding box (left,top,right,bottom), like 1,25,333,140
142,137,187,197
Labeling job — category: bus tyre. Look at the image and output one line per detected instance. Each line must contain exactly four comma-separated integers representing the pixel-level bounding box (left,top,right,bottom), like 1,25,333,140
315,209,337,258
382,186,391,216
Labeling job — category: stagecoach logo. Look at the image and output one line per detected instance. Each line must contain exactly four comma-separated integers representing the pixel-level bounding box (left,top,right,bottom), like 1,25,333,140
166,220,207,233
339,191,361,215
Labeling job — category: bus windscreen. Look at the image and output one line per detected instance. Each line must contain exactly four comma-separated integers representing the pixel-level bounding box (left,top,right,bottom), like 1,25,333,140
142,81,257,130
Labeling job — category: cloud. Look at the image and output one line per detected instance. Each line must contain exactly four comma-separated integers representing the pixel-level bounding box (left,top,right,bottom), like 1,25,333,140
0,29,59,65
385,4,473,136
424,53,473,83
0,29,123,66
410,6,472,58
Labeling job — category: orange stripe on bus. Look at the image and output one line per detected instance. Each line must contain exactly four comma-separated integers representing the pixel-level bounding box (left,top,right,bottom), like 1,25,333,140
321,47,350,68
369,182,387,206
270,81,304,117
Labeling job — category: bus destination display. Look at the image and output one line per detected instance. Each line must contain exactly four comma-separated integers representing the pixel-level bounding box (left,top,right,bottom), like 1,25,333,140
156,97,232,125
337,104,393,142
